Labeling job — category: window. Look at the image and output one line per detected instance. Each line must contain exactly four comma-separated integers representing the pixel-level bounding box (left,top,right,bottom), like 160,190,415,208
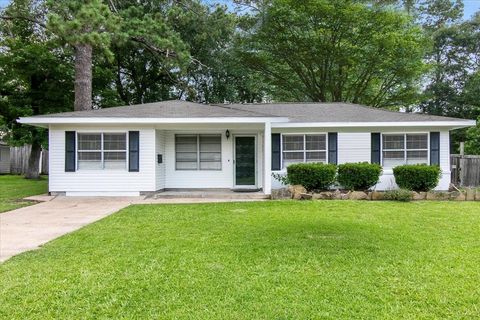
104,133,127,169
77,133,127,170
282,134,326,168
382,133,428,167
199,135,222,170
175,134,221,170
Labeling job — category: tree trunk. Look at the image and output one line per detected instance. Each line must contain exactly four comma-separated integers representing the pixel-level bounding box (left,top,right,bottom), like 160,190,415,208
25,140,42,179
74,43,93,111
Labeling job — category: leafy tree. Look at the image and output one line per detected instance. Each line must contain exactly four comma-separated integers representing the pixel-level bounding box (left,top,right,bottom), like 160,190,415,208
101,0,189,105
462,68,480,154
465,115,480,155
3,0,190,111
239,0,427,108
371,0,463,24
418,12,480,152
0,0,191,178
46,0,119,111
105,0,268,105
172,1,269,103
0,0,74,178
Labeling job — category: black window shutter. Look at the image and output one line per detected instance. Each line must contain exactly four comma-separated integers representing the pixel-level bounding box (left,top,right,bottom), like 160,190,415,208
129,131,140,172
65,131,76,172
271,133,281,171
328,132,338,164
371,133,381,164
430,132,440,165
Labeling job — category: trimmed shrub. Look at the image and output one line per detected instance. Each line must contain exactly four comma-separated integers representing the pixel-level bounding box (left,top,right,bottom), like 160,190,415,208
393,164,441,192
337,162,382,191
287,163,337,192
383,189,413,202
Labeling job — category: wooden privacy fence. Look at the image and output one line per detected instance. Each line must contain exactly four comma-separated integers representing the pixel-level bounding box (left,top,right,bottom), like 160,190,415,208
450,154,480,187
9,145,49,175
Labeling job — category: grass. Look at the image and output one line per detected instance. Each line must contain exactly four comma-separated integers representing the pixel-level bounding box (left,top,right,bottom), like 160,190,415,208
1,201,480,319
0,175,48,213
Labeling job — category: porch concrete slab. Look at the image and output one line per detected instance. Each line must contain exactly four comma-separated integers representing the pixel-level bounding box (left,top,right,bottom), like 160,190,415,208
0,197,140,262
149,190,269,200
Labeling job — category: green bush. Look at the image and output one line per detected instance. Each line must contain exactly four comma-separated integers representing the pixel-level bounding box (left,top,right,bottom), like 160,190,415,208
393,164,441,192
287,163,337,192
383,189,413,202
337,162,382,191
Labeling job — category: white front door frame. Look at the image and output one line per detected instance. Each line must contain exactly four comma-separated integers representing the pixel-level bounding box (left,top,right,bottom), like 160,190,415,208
264,122,272,195
233,134,258,189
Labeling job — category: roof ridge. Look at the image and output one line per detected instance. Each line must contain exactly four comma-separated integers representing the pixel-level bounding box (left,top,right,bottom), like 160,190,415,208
349,103,472,120
224,101,471,121
211,103,281,118
222,101,342,106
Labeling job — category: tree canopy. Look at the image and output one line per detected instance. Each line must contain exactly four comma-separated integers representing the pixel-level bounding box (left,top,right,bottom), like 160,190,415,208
1,0,480,178
0,0,74,177
239,0,428,108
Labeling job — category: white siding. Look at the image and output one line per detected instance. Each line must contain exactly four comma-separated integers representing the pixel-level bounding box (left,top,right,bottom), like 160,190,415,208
376,130,451,191
155,130,166,190
47,124,453,195
375,172,450,191
440,131,450,170
337,133,370,164
271,129,330,189
0,146,10,173
164,131,234,188
49,125,156,196
272,128,452,191
163,130,264,189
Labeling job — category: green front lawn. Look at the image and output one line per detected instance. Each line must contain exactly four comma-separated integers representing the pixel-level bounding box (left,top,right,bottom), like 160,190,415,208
0,175,48,213
1,201,479,319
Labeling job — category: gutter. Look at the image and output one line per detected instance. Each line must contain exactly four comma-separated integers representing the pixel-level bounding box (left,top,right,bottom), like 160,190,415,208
271,120,476,129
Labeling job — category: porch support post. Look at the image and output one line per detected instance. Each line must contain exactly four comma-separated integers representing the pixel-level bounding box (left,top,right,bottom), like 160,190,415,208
264,121,272,195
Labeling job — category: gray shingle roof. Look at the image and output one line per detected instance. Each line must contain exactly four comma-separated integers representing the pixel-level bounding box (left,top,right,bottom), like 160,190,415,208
222,102,467,122
37,100,270,118
31,100,470,122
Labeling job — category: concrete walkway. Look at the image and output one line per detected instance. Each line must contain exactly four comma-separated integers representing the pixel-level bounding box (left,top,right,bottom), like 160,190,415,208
0,196,137,262
0,195,267,262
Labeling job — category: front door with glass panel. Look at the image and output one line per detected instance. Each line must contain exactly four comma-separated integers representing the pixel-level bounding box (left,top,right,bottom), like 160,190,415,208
234,136,256,187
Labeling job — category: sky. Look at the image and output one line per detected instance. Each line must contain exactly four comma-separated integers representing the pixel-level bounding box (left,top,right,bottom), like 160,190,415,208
464,0,480,18
0,0,479,19
206,0,480,19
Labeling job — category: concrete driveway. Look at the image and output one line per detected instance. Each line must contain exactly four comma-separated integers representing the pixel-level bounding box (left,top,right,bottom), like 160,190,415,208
0,194,267,263
0,196,138,262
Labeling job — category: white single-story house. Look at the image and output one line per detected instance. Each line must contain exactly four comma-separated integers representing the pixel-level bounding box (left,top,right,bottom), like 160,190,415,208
18,100,475,196
0,141,11,174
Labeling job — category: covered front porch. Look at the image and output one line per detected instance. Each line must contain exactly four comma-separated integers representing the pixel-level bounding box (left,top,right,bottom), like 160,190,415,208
153,121,274,195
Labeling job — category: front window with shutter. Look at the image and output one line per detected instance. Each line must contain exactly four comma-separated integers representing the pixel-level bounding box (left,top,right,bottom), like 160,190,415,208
382,133,428,167
282,134,327,168
175,134,222,170
77,133,127,170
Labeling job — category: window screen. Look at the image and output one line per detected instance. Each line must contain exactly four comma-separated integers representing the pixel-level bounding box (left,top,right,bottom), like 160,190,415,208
282,134,327,168
175,134,221,170
77,133,126,170
382,133,428,167
104,133,127,169
77,133,102,169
